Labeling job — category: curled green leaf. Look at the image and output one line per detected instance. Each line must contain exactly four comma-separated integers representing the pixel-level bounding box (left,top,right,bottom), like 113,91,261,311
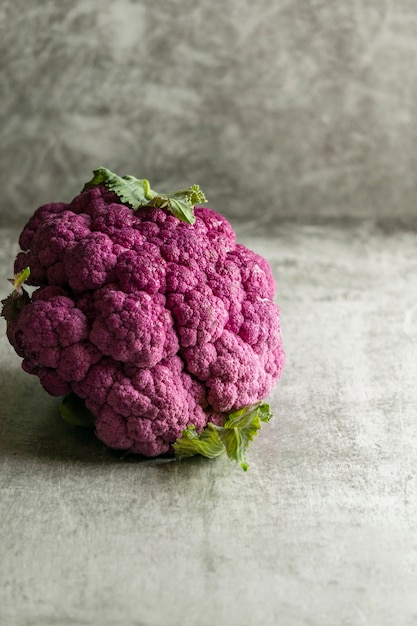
83,167,206,225
173,402,273,471
1,267,31,322
9,267,31,294
83,167,156,208
172,423,225,459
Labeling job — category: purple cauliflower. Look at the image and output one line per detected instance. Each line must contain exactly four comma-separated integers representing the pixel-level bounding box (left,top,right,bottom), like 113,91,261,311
2,168,285,469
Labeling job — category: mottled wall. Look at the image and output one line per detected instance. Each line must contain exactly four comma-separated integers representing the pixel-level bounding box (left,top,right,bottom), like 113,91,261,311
1,0,417,225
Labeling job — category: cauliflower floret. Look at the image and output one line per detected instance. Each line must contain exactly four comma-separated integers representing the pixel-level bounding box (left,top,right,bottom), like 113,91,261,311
89,288,178,366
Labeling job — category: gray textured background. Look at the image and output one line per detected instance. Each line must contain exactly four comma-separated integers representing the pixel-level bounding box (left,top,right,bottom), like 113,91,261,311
2,0,417,225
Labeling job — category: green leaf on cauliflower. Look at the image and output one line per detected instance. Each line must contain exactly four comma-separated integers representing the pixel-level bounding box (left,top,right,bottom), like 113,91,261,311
60,393,95,428
173,402,273,471
83,167,156,208
1,267,31,322
83,166,206,225
147,185,206,225
215,403,273,471
9,266,31,294
172,423,225,459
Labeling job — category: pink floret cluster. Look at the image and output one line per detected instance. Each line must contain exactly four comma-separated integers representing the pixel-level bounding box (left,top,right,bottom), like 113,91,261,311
9,185,285,457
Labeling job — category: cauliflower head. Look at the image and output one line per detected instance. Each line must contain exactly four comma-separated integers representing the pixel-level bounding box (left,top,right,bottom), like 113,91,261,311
2,169,285,469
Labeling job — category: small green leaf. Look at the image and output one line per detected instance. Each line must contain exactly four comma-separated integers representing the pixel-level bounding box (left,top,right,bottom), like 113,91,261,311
60,393,95,428
215,403,273,471
173,423,225,459
173,402,273,470
148,185,207,225
83,167,156,208
83,167,206,224
2,267,31,321
9,267,31,294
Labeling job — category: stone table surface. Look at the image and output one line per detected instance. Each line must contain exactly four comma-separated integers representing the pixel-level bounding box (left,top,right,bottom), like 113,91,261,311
0,219,416,626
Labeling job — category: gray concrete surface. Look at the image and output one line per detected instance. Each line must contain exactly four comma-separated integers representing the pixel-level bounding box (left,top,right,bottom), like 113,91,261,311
1,220,416,626
3,0,417,224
